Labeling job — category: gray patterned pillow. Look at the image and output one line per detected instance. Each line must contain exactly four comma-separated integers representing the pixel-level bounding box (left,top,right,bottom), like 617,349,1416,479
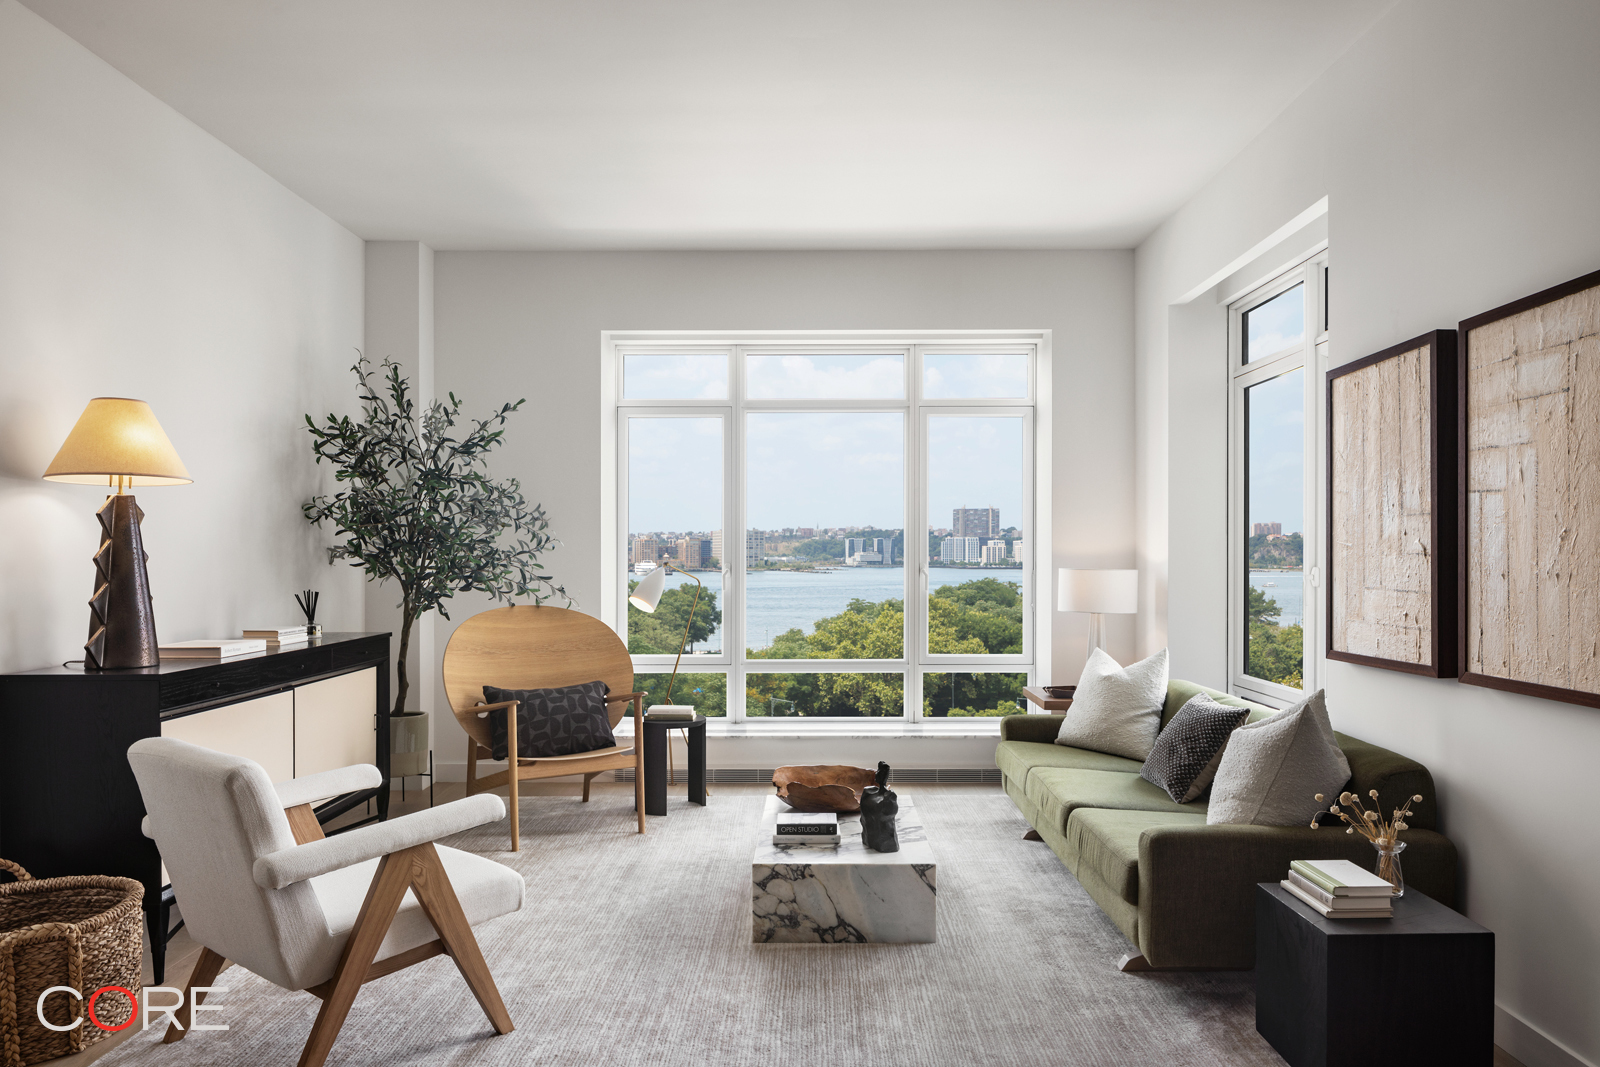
484,681,615,760
1140,694,1249,803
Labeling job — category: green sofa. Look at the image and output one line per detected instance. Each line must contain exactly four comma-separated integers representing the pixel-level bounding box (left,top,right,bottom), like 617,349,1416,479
997,679,1458,969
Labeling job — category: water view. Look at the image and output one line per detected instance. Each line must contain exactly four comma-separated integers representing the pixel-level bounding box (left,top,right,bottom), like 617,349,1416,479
1249,571,1303,627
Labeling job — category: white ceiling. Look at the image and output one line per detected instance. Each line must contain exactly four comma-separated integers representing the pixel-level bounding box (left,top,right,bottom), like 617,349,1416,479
24,0,1393,250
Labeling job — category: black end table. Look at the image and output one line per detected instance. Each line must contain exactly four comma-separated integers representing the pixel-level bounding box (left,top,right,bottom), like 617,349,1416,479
1255,882,1494,1067
640,715,707,815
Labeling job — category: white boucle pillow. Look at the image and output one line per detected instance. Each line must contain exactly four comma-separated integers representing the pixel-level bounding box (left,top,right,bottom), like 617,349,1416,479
1206,689,1351,827
1053,647,1169,761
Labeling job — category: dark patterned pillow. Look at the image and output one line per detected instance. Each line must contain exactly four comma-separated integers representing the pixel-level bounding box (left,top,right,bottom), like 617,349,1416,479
483,681,615,761
1140,694,1250,803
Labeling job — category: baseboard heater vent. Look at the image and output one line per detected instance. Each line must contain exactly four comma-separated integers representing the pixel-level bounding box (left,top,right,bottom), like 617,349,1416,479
612,767,1000,784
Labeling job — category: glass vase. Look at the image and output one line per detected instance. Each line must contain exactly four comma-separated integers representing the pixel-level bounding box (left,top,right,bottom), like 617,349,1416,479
1372,838,1406,897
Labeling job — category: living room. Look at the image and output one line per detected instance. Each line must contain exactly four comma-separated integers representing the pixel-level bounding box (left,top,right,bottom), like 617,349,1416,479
1,2,1596,1066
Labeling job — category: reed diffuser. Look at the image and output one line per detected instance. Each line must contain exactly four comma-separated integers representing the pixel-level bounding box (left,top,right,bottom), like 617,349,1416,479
1311,789,1424,896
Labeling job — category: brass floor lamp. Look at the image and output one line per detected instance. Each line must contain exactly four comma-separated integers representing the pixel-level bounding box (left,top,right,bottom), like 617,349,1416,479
628,562,709,791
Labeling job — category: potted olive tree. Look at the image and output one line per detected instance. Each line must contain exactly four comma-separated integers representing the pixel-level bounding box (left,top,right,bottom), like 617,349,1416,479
304,357,568,722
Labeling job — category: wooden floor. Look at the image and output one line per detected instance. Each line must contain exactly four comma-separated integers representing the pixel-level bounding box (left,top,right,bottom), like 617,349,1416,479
56,779,1528,1067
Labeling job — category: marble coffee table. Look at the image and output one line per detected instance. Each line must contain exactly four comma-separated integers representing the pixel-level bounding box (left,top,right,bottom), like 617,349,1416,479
752,794,936,943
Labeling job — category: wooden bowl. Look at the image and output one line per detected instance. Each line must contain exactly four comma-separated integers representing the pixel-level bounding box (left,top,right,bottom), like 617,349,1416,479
772,765,879,812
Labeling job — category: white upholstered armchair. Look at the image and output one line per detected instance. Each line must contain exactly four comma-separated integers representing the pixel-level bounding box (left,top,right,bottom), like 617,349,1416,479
128,737,523,1067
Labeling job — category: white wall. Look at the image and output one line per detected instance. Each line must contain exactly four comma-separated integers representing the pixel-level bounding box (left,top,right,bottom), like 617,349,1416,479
428,250,1133,766
0,1,366,674
1134,2,1600,1064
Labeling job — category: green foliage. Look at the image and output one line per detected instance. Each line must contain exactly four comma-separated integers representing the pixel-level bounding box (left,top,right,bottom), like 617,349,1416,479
793,537,844,560
1247,621,1303,689
1243,585,1301,687
634,672,726,716
740,579,1022,716
929,578,1022,654
627,580,721,654
303,357,567,715
1248,531,1303,569
925,671,1026,716
1247,584,1281,625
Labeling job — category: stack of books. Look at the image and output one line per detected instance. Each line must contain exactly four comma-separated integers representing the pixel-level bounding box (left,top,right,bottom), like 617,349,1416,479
160,638,268,659
773,811,839,846
645,704,696,721
243,626,310,650
1282,859,1396,918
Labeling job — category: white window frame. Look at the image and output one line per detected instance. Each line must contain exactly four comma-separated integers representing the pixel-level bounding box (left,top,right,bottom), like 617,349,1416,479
600,331,1051,726
1226,251,1328,706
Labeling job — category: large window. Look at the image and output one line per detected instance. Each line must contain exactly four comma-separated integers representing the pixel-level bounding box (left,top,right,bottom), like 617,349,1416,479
1228,256,1327,703
610,335,1043,721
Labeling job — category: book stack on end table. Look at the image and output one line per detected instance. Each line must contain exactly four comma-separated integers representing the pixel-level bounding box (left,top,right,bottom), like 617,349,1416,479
774,812,839,846
244,626,311,650
1282,859,1395,918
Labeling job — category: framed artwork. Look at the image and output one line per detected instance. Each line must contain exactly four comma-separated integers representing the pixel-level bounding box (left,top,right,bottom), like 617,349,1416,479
1326,330,1458,676
1459,268,1600,707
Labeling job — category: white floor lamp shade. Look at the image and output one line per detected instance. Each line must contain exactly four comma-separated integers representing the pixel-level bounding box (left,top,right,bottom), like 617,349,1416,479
1057,569,1138,657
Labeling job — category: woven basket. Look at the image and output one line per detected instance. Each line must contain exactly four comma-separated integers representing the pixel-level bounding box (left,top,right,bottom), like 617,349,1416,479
0,859,144,1067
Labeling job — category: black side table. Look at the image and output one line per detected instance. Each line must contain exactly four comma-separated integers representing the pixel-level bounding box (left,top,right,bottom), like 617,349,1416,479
1255,882,1494,1067
640,715,707,815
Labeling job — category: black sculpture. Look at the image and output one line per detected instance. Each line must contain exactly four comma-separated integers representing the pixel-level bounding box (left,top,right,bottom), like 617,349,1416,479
859,761,899,853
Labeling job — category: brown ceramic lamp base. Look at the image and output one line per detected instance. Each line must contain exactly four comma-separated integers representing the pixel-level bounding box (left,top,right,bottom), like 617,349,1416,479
85,493,160,669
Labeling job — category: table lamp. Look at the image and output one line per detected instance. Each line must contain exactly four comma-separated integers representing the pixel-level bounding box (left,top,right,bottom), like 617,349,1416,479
1057,568,1138,659
627,562,701,703
43,398,191,669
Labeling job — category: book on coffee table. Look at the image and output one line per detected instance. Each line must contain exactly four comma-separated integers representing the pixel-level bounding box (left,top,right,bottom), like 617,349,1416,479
1280,880,1392,919
775,812,838,836
645,704,696,720
1289,859,1396,897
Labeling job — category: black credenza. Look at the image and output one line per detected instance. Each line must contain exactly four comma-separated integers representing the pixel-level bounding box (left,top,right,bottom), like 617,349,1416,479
0,632,391,980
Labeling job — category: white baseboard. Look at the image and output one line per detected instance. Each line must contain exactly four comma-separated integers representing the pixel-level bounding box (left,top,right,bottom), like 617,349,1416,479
1497,1004,1597,1067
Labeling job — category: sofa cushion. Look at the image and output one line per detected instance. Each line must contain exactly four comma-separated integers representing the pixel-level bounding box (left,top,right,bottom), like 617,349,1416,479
1142,693,1251,803
1055,648,1169,760
1208,689,1350,827
1161,679,1274,729
1067,808,1209,904
1024,767,1206,835
995,740,1144,788
1336,732,1440,832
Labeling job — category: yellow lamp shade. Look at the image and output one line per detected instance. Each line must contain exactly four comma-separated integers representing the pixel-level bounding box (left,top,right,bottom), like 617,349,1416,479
43,398,191,486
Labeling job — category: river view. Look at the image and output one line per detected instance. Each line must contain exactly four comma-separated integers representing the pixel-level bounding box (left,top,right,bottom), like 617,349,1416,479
1249,570,1304,627
650,566,1026,653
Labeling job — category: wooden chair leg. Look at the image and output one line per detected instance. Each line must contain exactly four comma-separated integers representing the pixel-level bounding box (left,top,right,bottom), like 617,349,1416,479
582,772,597,802
506,707,520,853
466,739,478,796
407,844,513,1035
633,696,646,833
162,946,226,1044
296,849,416,1067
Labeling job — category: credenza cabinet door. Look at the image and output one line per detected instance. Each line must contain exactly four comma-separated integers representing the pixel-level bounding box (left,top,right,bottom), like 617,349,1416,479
161,691,296,782
294,667,378,778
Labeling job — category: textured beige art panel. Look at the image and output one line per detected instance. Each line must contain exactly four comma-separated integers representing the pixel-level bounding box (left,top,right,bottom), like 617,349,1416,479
1331,345,1433,664
1466,286,1600,694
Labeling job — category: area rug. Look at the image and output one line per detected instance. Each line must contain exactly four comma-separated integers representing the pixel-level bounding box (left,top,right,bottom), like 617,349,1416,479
100,791,1284,1067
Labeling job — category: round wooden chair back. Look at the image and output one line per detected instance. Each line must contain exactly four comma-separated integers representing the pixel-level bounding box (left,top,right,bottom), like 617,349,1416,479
442,606,635,751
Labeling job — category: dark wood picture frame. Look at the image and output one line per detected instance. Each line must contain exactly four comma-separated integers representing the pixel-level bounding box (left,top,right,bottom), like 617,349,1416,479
1458,267,1600,708
1325,330,1458,676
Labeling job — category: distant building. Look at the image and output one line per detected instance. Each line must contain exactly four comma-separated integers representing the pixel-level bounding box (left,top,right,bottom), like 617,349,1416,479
981,541,1008,565
630,537,659,567
845,536,888,566
940,536,982,563
677,537,703,569
1252,522,1282,537
953,507,999,538
797,528,815,538
745,529,765,566
710,530,723,564
1010,539,1024,563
